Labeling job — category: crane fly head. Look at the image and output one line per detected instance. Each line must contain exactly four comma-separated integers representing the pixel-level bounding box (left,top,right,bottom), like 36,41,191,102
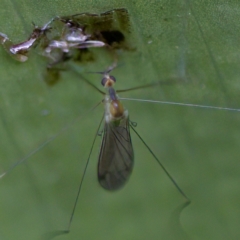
101,75,116,88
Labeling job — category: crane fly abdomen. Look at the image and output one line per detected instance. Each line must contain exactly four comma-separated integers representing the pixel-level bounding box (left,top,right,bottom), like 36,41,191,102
98,115,134,191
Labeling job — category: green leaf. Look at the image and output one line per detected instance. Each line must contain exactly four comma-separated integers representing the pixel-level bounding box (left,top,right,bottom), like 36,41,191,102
1,1,240,240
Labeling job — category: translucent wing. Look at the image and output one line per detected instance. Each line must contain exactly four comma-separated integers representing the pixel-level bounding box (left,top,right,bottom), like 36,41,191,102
98,116,134,191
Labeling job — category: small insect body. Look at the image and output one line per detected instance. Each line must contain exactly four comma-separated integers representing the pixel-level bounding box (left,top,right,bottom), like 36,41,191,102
98,85,134,191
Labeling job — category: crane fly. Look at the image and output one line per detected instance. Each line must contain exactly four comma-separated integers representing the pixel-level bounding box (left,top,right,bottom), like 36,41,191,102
89,64,187,195
0,62,192,239
2,63,240,239
44,63,191,238
98,73,134,190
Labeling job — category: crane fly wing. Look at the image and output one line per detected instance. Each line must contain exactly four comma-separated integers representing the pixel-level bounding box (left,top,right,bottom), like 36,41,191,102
98,116,134,191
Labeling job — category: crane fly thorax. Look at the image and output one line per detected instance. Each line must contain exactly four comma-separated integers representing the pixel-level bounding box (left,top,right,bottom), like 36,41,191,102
110,99,125,118
104,94,128,125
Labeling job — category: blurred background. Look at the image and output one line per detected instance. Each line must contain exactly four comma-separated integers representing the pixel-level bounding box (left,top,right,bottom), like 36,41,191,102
0,1,240,240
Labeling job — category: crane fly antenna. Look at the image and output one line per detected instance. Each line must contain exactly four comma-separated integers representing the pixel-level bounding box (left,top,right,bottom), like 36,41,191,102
86,61,120,76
